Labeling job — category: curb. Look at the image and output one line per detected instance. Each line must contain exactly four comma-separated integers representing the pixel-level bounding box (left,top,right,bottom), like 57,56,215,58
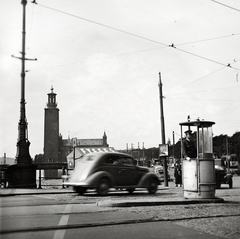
97,197,225,207
0,189,74,197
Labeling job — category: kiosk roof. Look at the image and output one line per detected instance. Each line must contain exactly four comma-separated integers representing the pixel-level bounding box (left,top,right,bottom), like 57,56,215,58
179,120,215,127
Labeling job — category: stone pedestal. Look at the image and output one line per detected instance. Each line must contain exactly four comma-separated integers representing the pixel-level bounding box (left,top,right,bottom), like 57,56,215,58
6,164,36,188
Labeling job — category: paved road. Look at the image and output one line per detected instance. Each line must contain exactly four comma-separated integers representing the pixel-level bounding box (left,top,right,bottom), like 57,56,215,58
0,176,239,239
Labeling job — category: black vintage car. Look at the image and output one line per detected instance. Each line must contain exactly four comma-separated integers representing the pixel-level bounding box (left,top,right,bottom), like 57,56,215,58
215,165,233,189
64,152,160,196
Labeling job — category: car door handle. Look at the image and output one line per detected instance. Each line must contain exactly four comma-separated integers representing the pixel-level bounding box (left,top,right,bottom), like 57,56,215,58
119,169,126,173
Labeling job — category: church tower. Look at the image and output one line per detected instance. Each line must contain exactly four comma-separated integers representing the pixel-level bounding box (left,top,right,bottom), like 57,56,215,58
103,131,108,147
43,87,59,177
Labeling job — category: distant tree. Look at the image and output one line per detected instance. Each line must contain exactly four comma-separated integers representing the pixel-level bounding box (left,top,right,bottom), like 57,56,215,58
231,132,240,160
33,154,44,164
213,134,228,157
168,132,240,160
118,132,240,162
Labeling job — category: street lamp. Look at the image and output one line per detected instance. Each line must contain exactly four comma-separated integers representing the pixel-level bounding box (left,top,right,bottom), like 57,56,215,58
7,0,37,188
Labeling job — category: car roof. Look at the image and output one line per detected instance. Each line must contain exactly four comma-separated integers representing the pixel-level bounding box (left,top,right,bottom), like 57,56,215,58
78,151,134,165
85,151,133,158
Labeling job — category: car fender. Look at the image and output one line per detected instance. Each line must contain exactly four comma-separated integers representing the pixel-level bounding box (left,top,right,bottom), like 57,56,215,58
137,172,160,187
84,171,115,188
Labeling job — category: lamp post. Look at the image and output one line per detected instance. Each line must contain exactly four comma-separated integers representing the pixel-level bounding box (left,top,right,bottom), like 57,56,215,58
16,0,31,165
7,0,37,188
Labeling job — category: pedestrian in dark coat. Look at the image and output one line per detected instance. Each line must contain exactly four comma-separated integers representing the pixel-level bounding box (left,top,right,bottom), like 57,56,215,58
174,164,182,187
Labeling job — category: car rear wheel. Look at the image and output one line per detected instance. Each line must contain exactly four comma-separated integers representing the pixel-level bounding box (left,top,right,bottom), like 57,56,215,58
97,178,110,196
74,186,86,195
148,179,158,194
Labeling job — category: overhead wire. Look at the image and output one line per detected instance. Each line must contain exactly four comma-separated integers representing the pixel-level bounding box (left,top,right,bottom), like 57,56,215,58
176,33,240,46
210,0,240,12
165,58,240,96
34,3,167,47
112,33,240,57
167,85,240,97
28,32,240,72
165,66,226,96
166,97,240,102
30,2,240,105
34,2,240,71
26,60,86,72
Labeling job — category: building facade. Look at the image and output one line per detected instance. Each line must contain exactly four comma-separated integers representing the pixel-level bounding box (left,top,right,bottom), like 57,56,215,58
61,131,108,156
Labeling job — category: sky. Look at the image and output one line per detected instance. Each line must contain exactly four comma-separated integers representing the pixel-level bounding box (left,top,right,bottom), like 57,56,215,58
1,0,240,158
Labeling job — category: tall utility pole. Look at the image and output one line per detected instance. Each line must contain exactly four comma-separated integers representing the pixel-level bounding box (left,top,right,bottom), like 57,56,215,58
7,0,36,188
173,131,175,160
137,142,140,165
142,142,145,160
226,136,230,173
158,72,168,186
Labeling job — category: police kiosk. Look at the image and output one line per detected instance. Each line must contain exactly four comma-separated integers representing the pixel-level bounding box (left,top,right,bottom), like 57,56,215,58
180,120,216,199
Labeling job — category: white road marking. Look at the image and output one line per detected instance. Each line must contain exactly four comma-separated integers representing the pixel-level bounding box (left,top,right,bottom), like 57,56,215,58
53,204,72,239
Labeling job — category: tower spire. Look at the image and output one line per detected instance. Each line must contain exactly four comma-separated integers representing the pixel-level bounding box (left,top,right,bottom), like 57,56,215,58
47,86,57,108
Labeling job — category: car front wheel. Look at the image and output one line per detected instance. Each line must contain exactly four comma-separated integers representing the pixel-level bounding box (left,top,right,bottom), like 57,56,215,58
97,178,110,196
148,179,158,194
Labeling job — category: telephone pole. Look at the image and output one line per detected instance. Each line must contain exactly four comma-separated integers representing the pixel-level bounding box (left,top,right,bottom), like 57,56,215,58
158,72,168,186
173,131,175,160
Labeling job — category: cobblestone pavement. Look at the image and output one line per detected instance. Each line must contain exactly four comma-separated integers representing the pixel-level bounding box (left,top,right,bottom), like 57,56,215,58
123,204,240,239
36,177,240,239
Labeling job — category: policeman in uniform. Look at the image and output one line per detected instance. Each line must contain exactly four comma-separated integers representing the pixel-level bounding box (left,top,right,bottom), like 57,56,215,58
182,130,197,160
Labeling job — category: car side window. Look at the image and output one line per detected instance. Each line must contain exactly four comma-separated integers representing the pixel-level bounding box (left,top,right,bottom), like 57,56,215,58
113,158,123,165
121,157,133,166
104,156,134,166
104,156,115,165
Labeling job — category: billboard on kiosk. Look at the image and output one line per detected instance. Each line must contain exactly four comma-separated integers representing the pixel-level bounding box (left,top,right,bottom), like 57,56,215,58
159,144,169,157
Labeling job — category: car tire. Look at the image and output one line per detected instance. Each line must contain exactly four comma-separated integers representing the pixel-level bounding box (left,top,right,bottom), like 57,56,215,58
74,186,86,195
97,178,110,196
229,180,233,189
148,179,158,194
127,188,135,194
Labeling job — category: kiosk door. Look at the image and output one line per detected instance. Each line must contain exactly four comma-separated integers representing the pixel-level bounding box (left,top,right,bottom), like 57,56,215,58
183,159,197,192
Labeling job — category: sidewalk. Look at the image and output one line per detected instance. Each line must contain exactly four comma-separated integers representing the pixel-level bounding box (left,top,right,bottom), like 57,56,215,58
0,187,74,196
0,182,224,206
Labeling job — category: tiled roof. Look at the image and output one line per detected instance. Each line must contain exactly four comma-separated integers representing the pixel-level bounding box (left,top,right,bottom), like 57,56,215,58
67,147,116,160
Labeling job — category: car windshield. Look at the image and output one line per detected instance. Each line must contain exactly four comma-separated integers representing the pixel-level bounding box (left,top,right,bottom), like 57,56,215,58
80,154,98,163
